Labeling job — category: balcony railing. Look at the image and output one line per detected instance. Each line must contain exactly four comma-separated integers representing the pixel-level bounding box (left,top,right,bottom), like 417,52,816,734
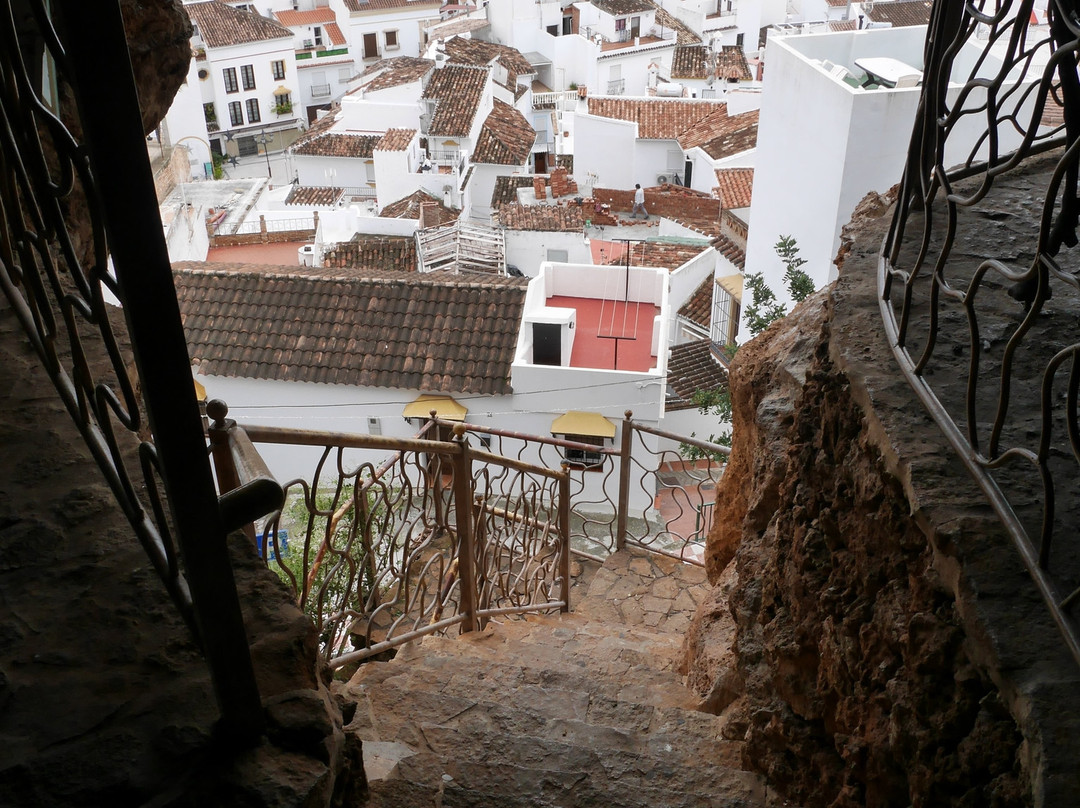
607,78,626,95
881,0,1080,668
206,404,726,669
310,83,331,98
532,89,579,109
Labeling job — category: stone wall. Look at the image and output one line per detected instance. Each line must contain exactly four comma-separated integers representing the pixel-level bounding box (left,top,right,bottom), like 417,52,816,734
685,199,1080,807
152,144,190,203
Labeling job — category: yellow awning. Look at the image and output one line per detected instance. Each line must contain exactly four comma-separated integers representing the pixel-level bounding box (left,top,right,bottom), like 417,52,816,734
273,85,292,96
717,273,743,297
403,395,467,421
550,411,616,439
193,378,207,400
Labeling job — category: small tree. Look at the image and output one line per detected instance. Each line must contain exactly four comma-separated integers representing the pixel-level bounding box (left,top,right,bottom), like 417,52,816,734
743,236,814,337
679,385,732,462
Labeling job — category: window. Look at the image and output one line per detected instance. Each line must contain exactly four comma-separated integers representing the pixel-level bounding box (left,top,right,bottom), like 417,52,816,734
272,92,292,114
313,25,323,46
338,66,353,82
362,32,378,59
228,100,243,126
546,249,568,263
564,435,606,469
245,97,261,123
223,67,238,93
385,29,399,50
241,64,255,91
272,60,286,80
203,102,218,130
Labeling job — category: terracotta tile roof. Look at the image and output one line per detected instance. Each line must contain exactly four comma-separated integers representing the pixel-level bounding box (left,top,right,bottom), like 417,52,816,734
716,45,751,80
442,36,535,84
491,176,535,209
422,64,489,136
653,6,701,44
379,190,459,224
343,0,441,10
826,0,848,6
273,8,337,26
356,57,434,93
829,19,858,31
678,276,713,331
472,100,534,166
292,132,381,157
672,45,710,80
666,338,727,411
864,0,932,27
713,167,754,209
590,0,654,14
712,233,745,270
676,108,758,160
321,237,417,271
496,203,585,232
187,0,292,48
325,22,346,46
603,240,709,272
285,186,344,206
425,17,491,38
376,128,416,151
174,261,528,394
586,97,727,139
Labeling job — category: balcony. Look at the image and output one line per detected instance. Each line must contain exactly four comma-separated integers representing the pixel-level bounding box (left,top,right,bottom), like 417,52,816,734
310,83,331,98
607,78,625,95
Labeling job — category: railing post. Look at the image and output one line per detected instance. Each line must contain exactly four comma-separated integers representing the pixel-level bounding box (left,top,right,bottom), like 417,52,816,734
616,410,633,550
559,465,572,613
473,494,489,629
207,400,258,549
451,424,479,633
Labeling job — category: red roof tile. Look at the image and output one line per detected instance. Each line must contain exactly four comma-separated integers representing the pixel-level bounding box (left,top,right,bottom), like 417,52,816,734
666,338,727,411
355,57,434,93
496,203,585,232
442,36,535,88
590,0,655,14
285,186,345,206
472,100,534,166
587,97,727,139
422,64,489,136
602,240,710,272
865,0,933,27
292,132,381,157
678,276,713,330
273,8,337,26
379,190,458,224
654,7,701,44
187,0,293,48
490,176,536,209
174,261,529,394
676,108,758,160
321,237,418,271
713,167,754,209
672,46,710,80
716,45,752,81
376,128,417,151
343,0,441,10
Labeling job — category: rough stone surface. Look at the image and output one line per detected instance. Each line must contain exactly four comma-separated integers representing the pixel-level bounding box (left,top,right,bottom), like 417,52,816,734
341,548,779,807
0,301,359,806
691,184,1080,806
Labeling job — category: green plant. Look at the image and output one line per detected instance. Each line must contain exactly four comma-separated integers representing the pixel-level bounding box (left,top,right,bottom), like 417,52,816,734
211,152,224,180
272,101,293,115
744,236,815,337
679,386,732,462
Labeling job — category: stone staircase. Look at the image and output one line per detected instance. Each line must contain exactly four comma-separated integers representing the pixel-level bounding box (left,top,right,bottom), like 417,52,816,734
338,550,773,807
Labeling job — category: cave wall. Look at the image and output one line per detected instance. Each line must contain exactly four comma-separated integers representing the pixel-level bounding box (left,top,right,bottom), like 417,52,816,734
686,199,1080,807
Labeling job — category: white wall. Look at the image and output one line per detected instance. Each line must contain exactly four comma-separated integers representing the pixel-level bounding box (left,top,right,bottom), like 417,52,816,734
162,55,213,177
202,38,302,137
503,229,592,277
668,247,717,312
574,113,638,189
294,153,371,187
339,97,421,131
165,202,211,262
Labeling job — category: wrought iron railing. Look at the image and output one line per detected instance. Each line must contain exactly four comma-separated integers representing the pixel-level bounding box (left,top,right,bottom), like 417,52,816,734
0,0,268,738
881,0,1080,667
434,412,727,564
209,405,571,669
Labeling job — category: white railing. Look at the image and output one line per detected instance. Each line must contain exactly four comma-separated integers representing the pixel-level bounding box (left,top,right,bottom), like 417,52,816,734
532,90,578,109
310,83,331,98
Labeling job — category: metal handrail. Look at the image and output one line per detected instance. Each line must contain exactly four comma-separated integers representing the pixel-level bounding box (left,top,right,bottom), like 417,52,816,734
881,0,1080,668
0,0,263,739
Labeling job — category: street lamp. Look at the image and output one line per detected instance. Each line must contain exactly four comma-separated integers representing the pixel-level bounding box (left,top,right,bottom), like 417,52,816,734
254,130,273,179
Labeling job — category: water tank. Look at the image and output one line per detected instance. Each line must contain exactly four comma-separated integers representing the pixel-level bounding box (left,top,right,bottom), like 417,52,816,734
656,83,684,97
298,244,316,267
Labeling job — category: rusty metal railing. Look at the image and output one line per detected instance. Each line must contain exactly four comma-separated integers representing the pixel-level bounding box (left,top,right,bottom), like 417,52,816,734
434,412,728,566
0,0,265,737
208,405,571,669
881,0,1080,667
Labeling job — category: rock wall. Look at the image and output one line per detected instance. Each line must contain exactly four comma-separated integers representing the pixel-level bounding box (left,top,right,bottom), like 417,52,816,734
686,201,1080,806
